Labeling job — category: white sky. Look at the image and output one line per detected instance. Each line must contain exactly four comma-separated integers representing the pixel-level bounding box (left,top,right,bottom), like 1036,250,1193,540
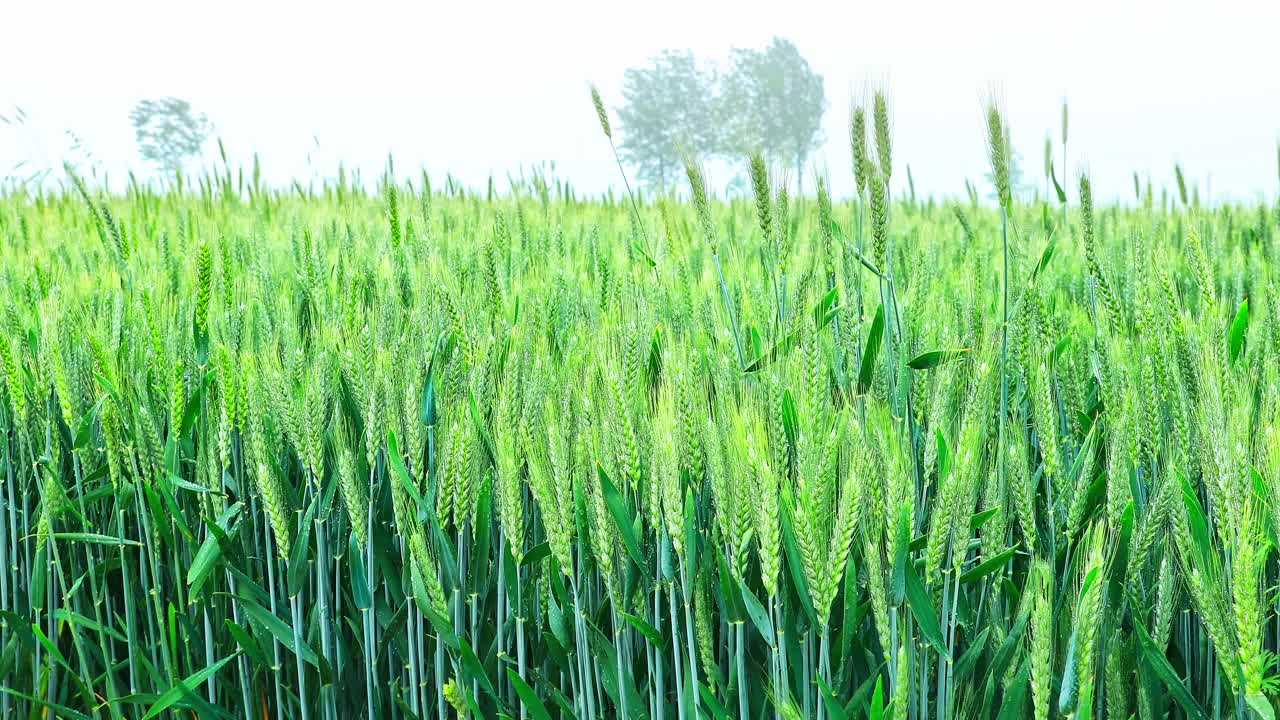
3,0,1279,202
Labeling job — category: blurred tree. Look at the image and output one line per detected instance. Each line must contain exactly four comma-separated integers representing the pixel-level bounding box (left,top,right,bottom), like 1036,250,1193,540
719,38,825,185
130,98,211,176
616,50,720,189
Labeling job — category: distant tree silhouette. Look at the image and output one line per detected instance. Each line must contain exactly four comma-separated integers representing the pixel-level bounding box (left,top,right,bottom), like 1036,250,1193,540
130,98,211,176
719,38,826,184
616,51,720,189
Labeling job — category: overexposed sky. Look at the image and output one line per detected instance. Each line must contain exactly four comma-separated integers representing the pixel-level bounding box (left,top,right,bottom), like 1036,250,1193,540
3,0,1279,202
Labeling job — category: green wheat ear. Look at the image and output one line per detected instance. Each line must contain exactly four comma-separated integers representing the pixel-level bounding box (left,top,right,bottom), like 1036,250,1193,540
873,91,892,182
869,171,889,266
1029,560,1053,720
0,336,24,423
194,240,213,337
1061,99,1068,145
851,106,869,196
684,157,715,249
985,101,1011,210
748,151,772,240
590,85,612,140
816,177,834,262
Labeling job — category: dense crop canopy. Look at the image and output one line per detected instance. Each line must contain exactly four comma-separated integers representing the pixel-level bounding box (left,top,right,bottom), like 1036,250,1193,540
1,119,1280,720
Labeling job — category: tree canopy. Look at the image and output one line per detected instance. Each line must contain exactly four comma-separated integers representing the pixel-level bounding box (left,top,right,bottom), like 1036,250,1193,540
130,97,212,176
719,38,826,173
614,38,826,190
616,50,720,189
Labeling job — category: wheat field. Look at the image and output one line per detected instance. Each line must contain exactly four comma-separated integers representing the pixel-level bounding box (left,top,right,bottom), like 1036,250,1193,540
1,98,1279,720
